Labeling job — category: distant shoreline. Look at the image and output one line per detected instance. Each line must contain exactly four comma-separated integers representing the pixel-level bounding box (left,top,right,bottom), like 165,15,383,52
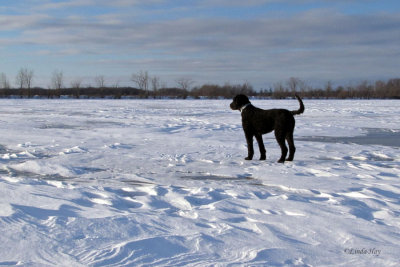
1,78,399,99
0,95,399,100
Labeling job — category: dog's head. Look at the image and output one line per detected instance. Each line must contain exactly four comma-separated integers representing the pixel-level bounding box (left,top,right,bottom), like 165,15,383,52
230,94,251,111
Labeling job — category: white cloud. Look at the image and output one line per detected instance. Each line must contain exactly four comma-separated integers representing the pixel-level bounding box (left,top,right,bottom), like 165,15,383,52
0,14,49,30
33,0,165,10
37,0,95,10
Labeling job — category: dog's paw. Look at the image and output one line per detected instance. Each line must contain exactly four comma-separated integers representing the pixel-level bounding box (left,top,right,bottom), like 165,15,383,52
277,159,285,163
259,155,266,160
245,156,253,160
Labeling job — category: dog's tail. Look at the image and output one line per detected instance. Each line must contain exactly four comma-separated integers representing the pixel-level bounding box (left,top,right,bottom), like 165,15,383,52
291,94,305,115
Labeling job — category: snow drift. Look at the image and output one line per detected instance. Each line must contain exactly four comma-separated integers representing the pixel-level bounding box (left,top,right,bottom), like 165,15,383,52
0,99,399,266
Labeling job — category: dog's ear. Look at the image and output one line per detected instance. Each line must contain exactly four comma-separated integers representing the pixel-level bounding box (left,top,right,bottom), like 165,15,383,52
236,94,250,106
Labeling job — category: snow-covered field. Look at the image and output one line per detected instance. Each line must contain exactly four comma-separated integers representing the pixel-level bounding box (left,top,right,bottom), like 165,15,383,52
0,99,399,266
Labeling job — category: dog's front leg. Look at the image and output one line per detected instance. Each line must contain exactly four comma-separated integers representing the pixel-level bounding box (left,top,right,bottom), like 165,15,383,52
244,131,254,160
255,134,266,160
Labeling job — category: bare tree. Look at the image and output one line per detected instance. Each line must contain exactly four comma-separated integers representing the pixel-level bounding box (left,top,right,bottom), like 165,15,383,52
95,75,106,88
15,71,24,89
0,73,10,89
131,71,149,96
151,76,160,92
176,77,194,91
15,68,34,97
26,69,34,89
273,82,286,99
112,80,120,88
94,75,106,98
325,81,333,99
71,78,83,99
71,78,82,89
287,77,301,94
51,70,64,90
16,68,34,88
241,80,253,94
16,68,34,89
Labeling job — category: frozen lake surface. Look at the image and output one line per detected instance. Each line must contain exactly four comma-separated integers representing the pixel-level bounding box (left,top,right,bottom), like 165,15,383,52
0,99,399,266
299,127,400,147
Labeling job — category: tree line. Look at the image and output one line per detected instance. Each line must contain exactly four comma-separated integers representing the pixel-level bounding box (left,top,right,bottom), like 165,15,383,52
0,69,399,99
262,77,400,99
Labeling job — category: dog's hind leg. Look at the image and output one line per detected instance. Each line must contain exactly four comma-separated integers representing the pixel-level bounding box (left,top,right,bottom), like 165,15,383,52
275,130,288,163
286,132,296,161
255,134,266,160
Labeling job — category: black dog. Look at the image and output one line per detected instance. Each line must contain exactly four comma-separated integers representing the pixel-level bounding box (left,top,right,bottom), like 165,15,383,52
230,95,304,163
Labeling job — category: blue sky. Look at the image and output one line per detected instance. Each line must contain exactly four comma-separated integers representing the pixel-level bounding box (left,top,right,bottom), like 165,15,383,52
1,0,400,89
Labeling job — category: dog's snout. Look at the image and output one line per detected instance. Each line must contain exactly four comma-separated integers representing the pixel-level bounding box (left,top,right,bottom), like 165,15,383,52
230,96,238,110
